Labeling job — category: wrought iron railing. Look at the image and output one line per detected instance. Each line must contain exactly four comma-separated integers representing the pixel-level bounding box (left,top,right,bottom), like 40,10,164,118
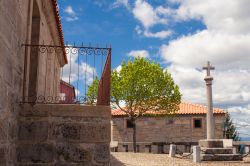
20,43,111,106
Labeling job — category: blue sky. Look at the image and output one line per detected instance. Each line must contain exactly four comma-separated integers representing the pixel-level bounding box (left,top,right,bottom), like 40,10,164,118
58,0,250,137
58,0,205,69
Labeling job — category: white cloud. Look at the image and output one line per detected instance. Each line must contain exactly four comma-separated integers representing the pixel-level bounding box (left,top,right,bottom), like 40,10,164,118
127,50,149,58
132,0,166,29
174,0,250,34
159,0,250,136
135,26,172,39
168,65,250,106
155,6,174,16
64,6,75,15
112,0,130,9
134,26,143,35
228,105,250,136
160,30,250,70
144,30,172,39
167,65,205,104
61,47,96,86
131,0,172,39
91,0,109,8
64,6,79,22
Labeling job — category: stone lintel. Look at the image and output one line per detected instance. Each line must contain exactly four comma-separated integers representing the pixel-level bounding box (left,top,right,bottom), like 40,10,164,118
20,104,111,118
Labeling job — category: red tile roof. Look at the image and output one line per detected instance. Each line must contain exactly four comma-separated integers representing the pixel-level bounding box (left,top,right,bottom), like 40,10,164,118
52,0,68,64
112,102,225,116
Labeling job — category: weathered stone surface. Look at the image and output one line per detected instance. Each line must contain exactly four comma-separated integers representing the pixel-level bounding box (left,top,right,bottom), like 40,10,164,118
19,164,54,166
49,105,111,118
201,148,233,154
0,147,6,165
17,143,54,163
201,154,243,161
7,144,17,165
51,122,110,142
20,105,49,117
54,163,94,166
8,120,18,142
17,104,111,165
80,123,110,143
0,40,8,80
19,121,49,141
52,123,81,140
3,55,13,86
0,4,13,48
56,143,92,162
176,145,185,153
163,145,170,154
199,139,224,148
94,143,110,163
0,120,8,142
151,145,158,154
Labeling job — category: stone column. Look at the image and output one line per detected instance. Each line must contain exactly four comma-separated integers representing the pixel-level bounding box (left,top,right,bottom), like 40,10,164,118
203,61,215,139
205,76,215,139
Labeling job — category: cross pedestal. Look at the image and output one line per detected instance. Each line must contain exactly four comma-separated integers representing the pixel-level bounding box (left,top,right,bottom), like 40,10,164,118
198,61,241,161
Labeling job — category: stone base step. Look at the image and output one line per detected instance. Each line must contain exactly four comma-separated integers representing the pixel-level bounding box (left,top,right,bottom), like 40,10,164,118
201,154,243,161
201,148,234,154
199,139,224,148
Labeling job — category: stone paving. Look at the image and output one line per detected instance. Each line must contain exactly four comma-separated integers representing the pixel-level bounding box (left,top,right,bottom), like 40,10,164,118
110,152,250,166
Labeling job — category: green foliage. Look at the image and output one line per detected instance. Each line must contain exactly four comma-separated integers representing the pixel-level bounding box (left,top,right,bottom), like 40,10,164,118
86,77,99,105
223,112,240,141
87,57,181,153
111,57,181,118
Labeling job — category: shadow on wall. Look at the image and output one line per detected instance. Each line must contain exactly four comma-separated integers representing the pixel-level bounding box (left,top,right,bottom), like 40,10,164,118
110,154,125,166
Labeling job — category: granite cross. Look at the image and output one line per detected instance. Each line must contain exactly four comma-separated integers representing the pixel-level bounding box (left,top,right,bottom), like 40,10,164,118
202,61,215,77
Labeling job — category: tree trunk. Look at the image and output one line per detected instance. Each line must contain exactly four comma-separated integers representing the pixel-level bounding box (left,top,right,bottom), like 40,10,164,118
132,119,137,153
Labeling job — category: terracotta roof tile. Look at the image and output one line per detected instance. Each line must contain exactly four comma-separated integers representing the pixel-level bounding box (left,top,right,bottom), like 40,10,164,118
112,102,225,116
51,0,68,64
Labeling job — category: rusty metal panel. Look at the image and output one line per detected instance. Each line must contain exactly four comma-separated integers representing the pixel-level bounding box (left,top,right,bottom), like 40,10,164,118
97,48,111,106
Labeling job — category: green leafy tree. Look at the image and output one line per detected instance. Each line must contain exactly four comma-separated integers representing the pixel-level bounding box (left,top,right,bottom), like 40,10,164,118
223,112,240,141
87,57,181,152
86,77,99,105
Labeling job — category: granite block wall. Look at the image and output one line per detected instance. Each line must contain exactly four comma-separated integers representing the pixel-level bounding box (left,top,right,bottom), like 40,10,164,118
18,104,111,165
112,115,225,153
0,0,67,165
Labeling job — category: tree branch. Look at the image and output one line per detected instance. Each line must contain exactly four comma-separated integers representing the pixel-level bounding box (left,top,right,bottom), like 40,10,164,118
116,100,129,114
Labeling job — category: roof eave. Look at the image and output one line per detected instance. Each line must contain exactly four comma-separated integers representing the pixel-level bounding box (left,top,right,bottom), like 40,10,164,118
51,0,68,64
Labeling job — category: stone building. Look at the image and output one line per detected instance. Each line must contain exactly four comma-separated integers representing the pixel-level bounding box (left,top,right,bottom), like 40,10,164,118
0,0,110,165
111,102,226,153
60,80,76,103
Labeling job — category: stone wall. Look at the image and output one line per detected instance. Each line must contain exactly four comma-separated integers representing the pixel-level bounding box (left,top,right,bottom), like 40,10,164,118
18,104,111,165
24,0,66,100
0,0,66,164
112,114,225,152
0,0,29,165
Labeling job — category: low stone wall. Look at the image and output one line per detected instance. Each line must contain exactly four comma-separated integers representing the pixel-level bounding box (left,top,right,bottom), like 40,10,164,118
18,104,111,165
115,142,198,154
